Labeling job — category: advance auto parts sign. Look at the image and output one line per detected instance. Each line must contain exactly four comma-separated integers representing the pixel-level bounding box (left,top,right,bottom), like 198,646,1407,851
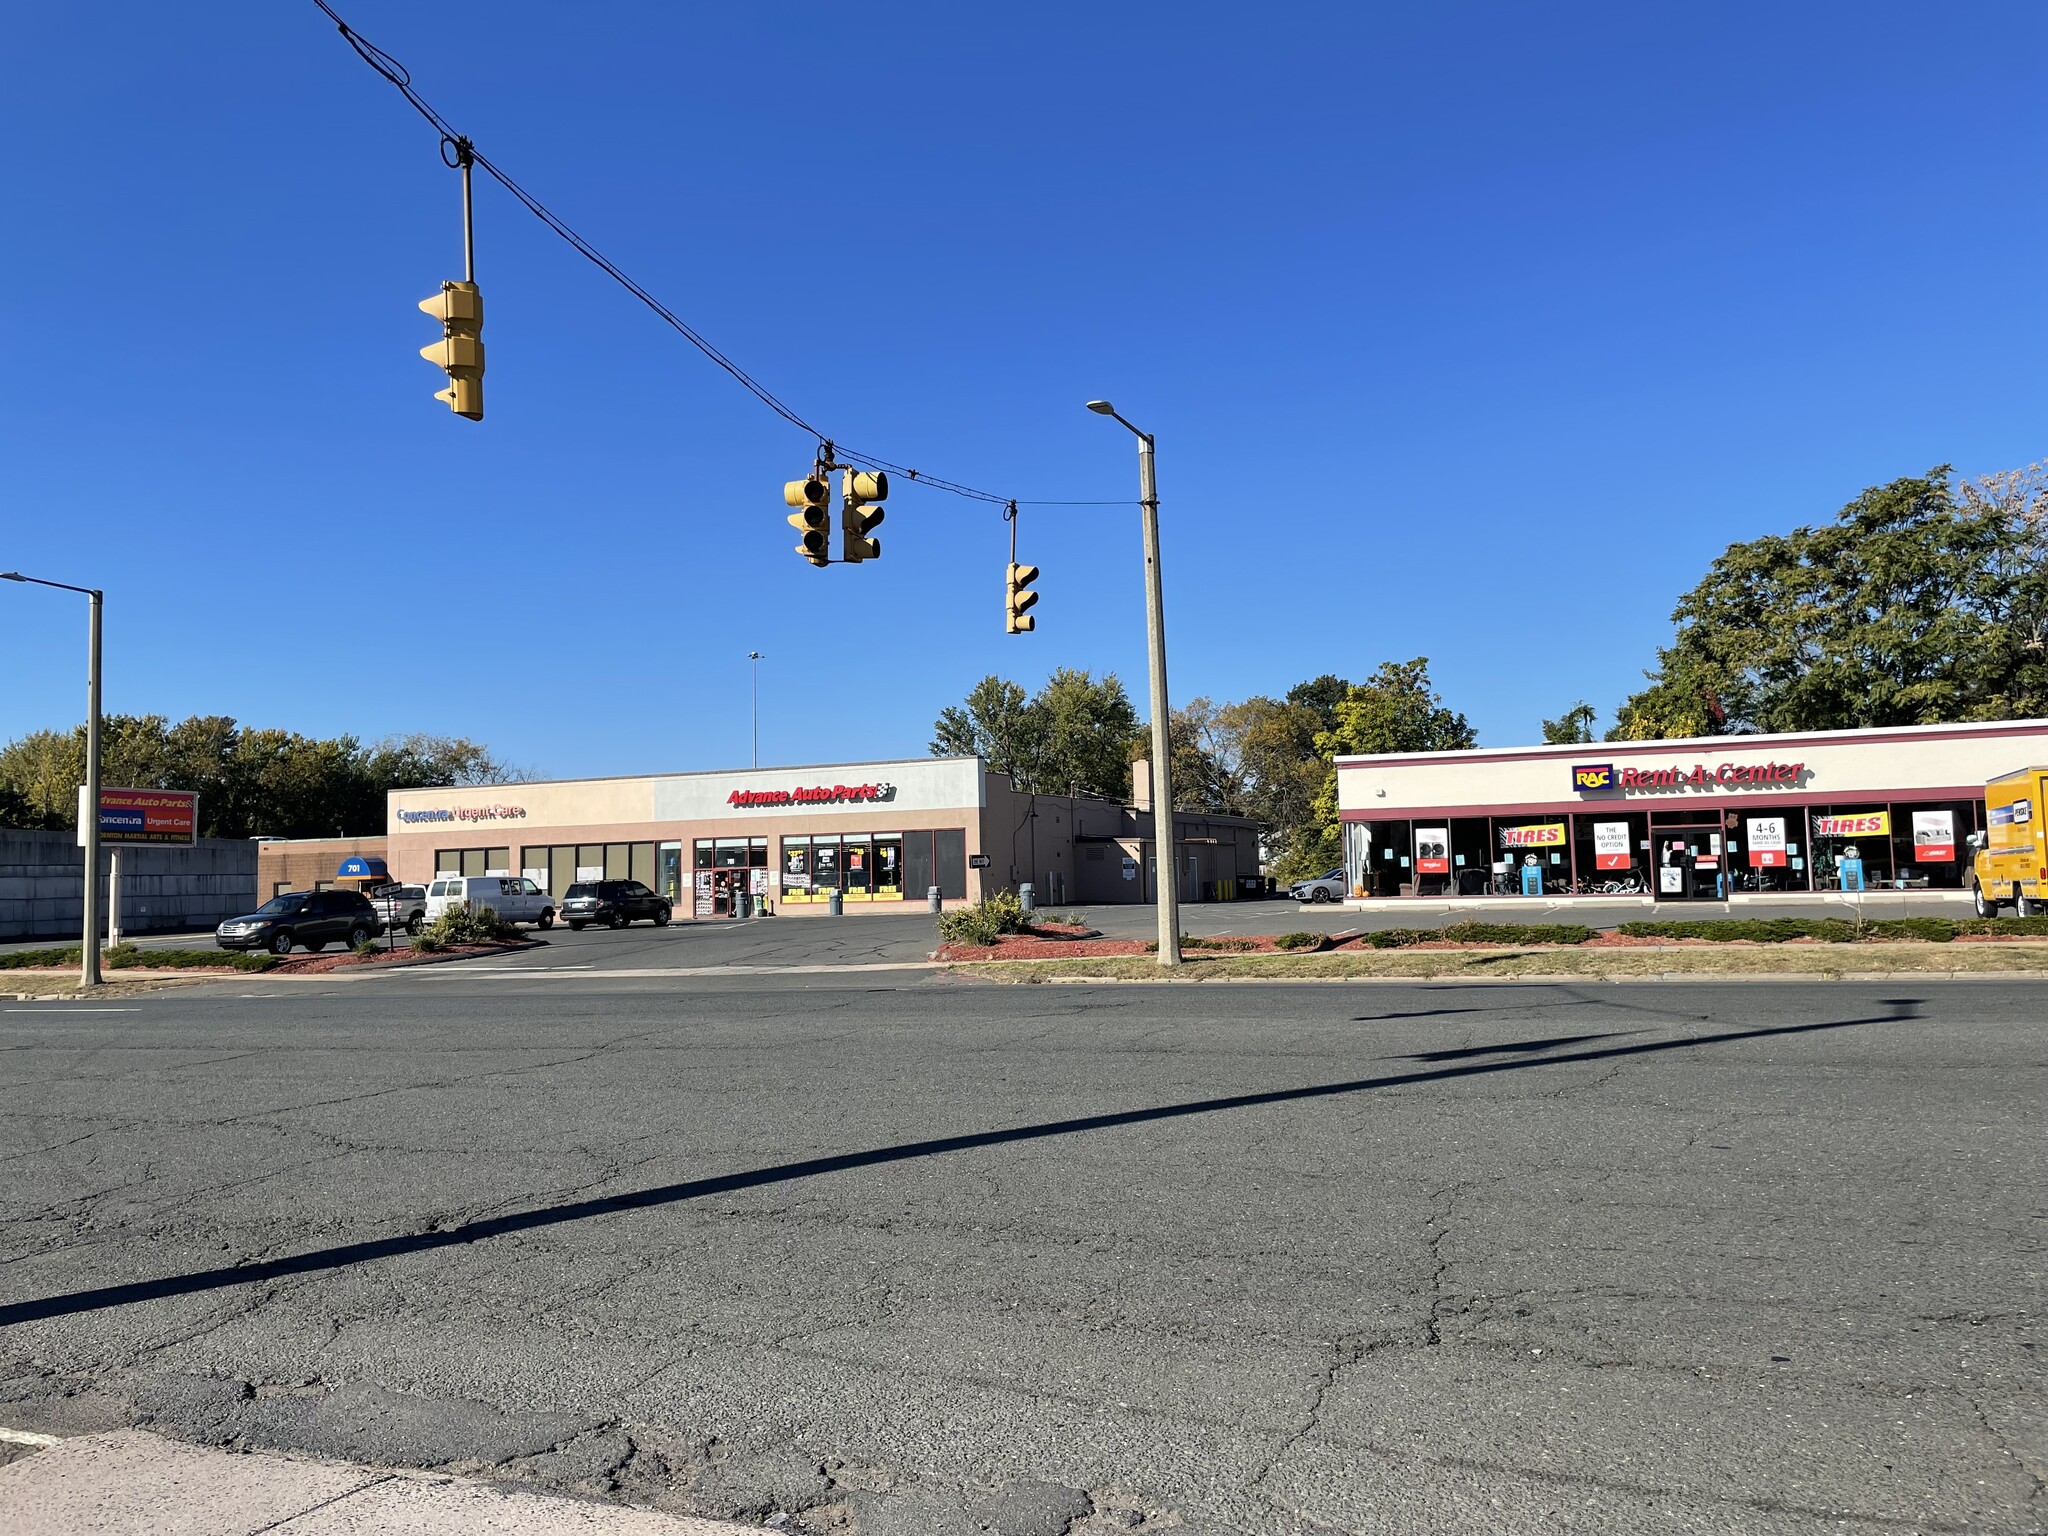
727,781,896,809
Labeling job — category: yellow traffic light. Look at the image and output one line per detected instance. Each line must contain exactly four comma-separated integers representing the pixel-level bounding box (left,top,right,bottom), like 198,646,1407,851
841,469,887,563
419,280,485,420
1006,562,1039,633
785,477,830,567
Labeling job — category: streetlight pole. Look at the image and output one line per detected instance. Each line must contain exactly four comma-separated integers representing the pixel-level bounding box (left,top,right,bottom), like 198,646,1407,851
747,651,764,769
3,572,105,987
1085,402,1180,967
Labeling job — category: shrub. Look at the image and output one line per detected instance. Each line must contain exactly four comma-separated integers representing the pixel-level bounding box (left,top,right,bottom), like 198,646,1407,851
1359,923,1591,949
1274,931,1325,951
0,944,271,972
936,890,1029,947
1181,935,1259,951
416,903,521,949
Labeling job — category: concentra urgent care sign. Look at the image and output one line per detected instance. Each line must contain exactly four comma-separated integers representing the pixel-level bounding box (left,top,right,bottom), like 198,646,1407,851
1573,760,1807,795
727,781,896,809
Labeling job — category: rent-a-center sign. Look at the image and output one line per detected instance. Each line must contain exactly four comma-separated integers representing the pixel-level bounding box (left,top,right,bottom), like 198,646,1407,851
1572,760,1807,795
727,781,895,809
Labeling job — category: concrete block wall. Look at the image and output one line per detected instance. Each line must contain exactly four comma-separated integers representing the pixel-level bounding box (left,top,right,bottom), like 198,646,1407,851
0,830,259,940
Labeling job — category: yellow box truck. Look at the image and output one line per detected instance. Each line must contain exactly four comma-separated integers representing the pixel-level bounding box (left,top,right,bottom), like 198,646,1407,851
1970,767,2048,917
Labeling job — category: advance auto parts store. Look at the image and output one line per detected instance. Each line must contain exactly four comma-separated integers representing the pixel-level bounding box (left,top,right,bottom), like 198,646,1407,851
387,756,1257,918
1335,719,2048,902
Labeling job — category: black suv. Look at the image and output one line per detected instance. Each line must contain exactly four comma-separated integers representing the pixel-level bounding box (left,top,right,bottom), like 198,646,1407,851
562,879,671,930
217,889,381,954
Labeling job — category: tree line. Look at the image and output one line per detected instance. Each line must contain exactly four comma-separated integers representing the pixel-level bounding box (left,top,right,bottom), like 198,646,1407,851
931,660,1472,880
0,716,523,840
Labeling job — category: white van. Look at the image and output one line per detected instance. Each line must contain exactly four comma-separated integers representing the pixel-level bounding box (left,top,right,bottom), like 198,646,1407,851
424,876,556,929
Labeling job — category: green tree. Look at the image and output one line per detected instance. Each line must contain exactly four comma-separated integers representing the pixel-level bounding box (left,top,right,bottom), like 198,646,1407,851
1305,659,1476,868
1612,465,2048,739
1541,702,1598,744
930,670,1137,799
931,677,1039,785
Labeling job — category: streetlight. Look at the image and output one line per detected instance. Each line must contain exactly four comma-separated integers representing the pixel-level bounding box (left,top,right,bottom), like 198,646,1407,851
2,571,105,988
747,651,764,769
1084,401,1181,967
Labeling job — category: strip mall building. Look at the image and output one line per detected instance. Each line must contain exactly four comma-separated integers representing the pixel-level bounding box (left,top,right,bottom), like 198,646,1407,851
363,756,1258,917
1335,720,2048,901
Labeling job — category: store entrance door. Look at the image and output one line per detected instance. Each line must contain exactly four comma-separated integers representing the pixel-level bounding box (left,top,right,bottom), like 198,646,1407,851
1655,826,1728,901
712,868,746,917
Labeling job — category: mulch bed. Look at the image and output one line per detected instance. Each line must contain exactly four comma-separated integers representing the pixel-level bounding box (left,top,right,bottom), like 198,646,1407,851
270,940,541,975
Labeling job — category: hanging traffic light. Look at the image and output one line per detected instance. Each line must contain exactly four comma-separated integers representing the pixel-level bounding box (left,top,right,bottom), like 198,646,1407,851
1006,561,1039,633
841,470,887,563
418,280,485,420
785,477,830,567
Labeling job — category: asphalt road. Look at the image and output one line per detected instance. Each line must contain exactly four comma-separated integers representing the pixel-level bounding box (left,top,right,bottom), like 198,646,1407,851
0,966,2041,1535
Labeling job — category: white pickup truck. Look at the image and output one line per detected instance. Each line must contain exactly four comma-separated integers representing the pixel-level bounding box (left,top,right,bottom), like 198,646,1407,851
424,875,556,929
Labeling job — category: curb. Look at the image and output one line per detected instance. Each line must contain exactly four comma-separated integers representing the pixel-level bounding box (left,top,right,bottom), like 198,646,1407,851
0,1426,763,1535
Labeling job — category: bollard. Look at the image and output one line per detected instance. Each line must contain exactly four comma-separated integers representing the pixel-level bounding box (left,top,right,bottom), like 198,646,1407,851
928,885,942,914
1019,882,1035,915
828,889,844,916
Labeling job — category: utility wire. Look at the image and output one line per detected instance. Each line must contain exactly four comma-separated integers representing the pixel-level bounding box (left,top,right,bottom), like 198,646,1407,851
310,0,1132,511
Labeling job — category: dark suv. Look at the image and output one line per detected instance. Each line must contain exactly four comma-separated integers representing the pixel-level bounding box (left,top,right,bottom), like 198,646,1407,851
562,879,671,930
217,889,381,955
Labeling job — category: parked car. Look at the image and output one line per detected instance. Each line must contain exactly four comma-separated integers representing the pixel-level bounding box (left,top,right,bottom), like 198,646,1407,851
217,889,380,955
561,879,671,930
1290,868,1348,904
424,875,556,929
369,883,428,936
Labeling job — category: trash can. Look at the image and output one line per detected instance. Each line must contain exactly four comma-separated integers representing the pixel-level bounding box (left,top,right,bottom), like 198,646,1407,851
828,889,844,916
928,885,942,914
737,892,752,919
1019,882,1035,915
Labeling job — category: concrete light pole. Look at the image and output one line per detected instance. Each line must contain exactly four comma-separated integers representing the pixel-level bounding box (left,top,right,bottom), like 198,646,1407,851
1084,402,1181,967
3,571,104,987
747,651,764,769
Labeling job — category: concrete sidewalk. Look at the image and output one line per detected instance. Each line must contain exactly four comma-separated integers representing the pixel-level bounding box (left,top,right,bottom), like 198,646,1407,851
0,1428,758,1535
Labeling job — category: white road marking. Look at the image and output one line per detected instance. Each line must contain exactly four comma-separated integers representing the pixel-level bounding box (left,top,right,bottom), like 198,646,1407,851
5,1007,142,1014
414,961,939,978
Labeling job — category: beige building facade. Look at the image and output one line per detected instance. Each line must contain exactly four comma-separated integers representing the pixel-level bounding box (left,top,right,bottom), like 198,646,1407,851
1336,720,2048,901
377,756,1260,918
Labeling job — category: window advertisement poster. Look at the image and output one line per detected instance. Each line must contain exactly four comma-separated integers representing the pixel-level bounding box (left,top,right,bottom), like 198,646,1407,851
1814,812,1890,838
1414,827,1451,875
693,869,714,917
1747,817,1788,869
1498,823,1566,849
1593,821,1632,870
1912,810,1956,863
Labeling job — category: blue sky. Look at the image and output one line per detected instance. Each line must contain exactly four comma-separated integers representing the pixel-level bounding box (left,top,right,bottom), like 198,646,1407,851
3,1,2042,777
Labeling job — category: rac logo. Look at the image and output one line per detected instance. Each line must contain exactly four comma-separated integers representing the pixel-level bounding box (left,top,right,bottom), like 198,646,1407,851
1571,763,1614,791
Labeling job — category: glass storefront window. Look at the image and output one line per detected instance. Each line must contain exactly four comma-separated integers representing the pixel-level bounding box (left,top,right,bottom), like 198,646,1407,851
813,838,841,894
842,836,872,898
658,842,682,904
1808,806,1894,891
873,835,902,897
1570,811,1649,894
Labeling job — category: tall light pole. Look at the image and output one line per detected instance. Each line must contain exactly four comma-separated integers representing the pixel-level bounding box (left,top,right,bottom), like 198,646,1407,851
1085,402,1180,967
747,651,764,769
3,571,104,988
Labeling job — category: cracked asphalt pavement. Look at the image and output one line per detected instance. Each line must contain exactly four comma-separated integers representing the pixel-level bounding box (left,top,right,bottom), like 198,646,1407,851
0,963,2041,1534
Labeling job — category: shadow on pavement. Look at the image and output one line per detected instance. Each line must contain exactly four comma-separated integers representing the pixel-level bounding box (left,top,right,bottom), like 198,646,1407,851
0,1000,1920,1327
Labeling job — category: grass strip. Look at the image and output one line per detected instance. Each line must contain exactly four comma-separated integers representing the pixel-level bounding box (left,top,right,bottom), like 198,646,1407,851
948,942,2048,982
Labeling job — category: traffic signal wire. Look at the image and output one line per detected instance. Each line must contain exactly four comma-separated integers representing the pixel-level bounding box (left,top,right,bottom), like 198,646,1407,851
309,0,1133,512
